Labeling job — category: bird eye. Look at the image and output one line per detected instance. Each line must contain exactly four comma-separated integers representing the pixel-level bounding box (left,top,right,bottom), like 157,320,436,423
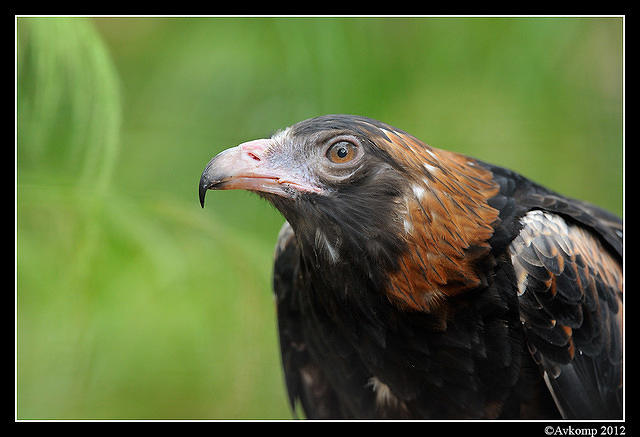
327,141,357,164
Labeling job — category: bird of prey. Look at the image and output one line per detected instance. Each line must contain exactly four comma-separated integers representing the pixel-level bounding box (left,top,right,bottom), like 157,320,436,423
199,114,623,420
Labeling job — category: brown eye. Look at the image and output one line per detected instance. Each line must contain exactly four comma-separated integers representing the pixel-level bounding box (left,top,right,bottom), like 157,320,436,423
327,141,357,164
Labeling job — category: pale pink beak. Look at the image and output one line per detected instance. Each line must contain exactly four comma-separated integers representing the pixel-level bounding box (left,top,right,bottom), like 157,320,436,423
199,139,322,207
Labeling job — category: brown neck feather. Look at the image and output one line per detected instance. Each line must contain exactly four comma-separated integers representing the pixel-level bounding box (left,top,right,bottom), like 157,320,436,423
379,130,500,312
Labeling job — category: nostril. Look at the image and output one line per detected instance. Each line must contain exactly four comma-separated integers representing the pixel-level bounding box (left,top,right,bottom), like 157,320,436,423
239,139,271,161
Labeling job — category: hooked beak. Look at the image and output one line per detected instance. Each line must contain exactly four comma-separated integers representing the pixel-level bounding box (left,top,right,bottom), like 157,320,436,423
199,139,322,208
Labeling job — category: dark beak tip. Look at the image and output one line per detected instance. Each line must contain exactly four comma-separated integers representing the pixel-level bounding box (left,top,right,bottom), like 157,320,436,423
199,155,221,209
199,170,212,208
199,182,208,208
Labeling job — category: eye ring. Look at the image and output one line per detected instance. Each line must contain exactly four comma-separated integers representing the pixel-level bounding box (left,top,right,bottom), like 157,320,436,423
326,141,358,164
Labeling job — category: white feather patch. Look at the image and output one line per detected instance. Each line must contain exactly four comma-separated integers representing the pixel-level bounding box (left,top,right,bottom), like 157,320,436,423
412,184,426,200
315,229,339,263
424,162,438,173
367,377,403,409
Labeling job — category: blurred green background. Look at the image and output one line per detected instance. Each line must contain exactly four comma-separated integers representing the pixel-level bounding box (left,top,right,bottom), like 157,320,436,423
17,17,623,419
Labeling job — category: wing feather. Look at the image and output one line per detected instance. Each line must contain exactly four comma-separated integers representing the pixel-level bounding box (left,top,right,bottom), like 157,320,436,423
509,210,622,419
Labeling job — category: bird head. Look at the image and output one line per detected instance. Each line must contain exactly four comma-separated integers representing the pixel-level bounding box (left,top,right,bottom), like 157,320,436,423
199,115,500,311
199,115,409,268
